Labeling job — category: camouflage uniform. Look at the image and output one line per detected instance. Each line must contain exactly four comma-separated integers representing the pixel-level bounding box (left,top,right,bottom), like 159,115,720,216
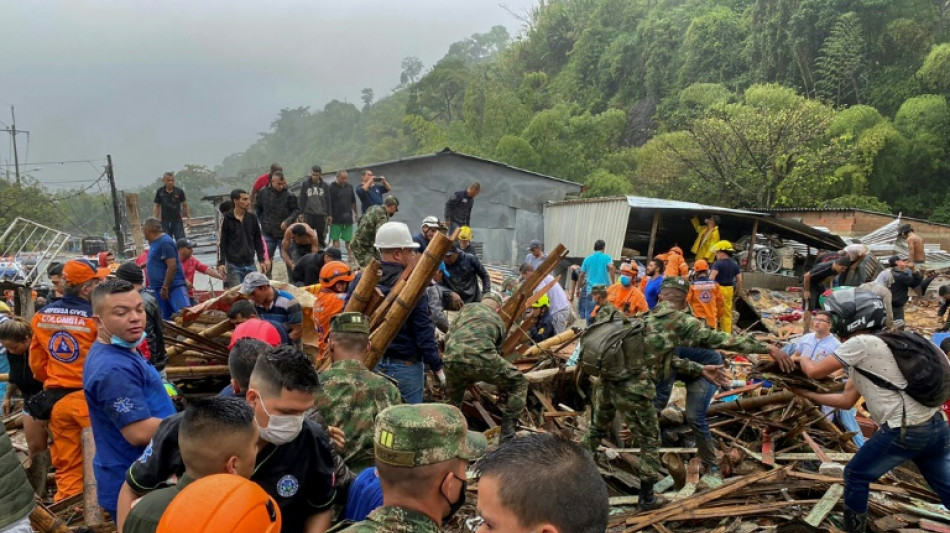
336,403,487,533
351,204,390,267
443,303,528,426
585,278,769,485
312,312,402,472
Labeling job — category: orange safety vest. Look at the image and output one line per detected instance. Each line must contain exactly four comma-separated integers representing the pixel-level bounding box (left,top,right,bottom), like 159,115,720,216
29,296,98,390
686,278,725,329
313,290,346,353
607,283,649,316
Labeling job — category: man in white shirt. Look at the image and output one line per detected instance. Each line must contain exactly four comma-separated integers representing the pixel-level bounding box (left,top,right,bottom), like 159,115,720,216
787,289,950,533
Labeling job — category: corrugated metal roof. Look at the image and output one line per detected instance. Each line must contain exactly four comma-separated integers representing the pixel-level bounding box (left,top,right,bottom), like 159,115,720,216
626,196,764,216
764,207,950,230
543,198,629,259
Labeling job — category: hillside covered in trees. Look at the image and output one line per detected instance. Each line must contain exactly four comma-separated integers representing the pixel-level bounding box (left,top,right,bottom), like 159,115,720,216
215,0,950,222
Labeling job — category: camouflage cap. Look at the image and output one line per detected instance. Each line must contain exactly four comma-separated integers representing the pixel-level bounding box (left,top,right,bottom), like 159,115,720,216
481,292,504,307
660,276,689,294
374,404,487,467
383,195,399,207
330,312,370,335
590,284,608,296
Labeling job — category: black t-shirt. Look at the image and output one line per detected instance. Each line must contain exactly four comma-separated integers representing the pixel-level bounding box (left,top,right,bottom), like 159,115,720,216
711,258,741,287
126,414,337,533
292,252,326,286
153,186,186,221
5,350,43,397
327,182,356,224
807,260,836,286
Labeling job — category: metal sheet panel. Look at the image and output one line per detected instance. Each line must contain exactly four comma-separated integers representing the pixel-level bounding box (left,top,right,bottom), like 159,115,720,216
625,196,764,216
544,198,630,258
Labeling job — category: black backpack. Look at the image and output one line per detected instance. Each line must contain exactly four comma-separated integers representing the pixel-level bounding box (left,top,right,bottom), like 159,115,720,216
854,331,950,407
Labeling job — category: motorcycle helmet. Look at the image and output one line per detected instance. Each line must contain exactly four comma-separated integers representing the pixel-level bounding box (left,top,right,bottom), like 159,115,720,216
821,287,886,337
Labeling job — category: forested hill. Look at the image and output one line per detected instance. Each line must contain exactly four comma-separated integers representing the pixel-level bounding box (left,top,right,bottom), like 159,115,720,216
215,0,950,223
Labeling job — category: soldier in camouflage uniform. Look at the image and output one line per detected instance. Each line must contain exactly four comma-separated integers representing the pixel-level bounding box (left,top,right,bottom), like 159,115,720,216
443,292,527,441
583,277,792,511
311,312,402,473
351,196,399,267
335,403,487,533
589,284,619,323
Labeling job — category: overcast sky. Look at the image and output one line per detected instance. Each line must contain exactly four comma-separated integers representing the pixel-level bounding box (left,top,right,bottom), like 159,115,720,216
0,0,536,190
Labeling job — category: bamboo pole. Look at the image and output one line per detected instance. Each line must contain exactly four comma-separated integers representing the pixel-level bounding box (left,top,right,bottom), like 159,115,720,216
344,259,381,314
81,427,104,527
30,504,71,533
500,244,567,331
364,232,453,370
164,365,230,379
165,319,232,357
523,328,580,357
706,391,795,415
369,254,418,330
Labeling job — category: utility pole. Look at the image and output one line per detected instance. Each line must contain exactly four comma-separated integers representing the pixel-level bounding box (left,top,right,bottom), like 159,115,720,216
106,155,126,256
1,106,28,185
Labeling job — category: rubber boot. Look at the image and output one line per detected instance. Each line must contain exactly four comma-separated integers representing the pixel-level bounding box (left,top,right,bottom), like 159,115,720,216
500,417,517,442
637,481,667,512
26,450,51,498
844,508,867,533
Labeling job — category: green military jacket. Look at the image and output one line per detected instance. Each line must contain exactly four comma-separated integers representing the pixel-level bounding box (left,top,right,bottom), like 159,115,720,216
444,302,505,361
123,474,195,533
351,205,390,267
638,301,769,395
0,432,34,530
591,301,622,324
337,506,442,533
313,359,401,473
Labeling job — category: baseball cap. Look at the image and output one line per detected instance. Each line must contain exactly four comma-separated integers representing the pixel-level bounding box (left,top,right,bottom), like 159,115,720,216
177,238,197,249
590,285,608,296
529,239,542,250
374,404,487,467
444,246,459,257
481,292,504,307
693,259,710,272
888,255,907,268
240,272,271,294
330,312,371,335
63,258,110,286
619,262,636,273
421,216,444,230
229,318,282,349
661,276,689,294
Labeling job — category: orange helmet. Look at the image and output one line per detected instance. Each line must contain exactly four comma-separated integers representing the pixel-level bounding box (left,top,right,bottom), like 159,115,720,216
693,260,710,272
157,474,281,533
320,261,354,287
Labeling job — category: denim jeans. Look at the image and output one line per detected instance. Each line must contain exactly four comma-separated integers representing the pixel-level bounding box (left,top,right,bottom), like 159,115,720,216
263,235,281,276
161,219,186,241
844,412,950,513
151,286,191,319
376,357,425,404
226,263,257,288
578,294,594,325
653,347,722,468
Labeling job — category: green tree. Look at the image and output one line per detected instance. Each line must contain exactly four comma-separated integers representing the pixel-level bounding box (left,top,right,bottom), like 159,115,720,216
815,12,867,106
361,88,374,110
917,43,950,93
582,169,633,197
400,56,424,87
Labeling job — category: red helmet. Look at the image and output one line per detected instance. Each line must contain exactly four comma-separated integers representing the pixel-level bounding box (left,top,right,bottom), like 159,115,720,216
320,261,354,287
157,474,281,533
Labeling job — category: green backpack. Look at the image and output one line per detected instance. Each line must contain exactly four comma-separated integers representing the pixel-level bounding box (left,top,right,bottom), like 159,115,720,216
579,312,645,381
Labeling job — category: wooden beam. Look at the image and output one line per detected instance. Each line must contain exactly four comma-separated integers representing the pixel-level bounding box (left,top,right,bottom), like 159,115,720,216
804,483,843,527
745,219,759,272
646,211,661,260
81,427,104,527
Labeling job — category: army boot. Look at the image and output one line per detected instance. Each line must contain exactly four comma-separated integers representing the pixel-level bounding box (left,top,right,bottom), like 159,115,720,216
844,508,867,533
637,481,668,512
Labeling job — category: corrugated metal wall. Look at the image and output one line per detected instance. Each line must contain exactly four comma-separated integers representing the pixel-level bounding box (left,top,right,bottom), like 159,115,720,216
543,198,630,258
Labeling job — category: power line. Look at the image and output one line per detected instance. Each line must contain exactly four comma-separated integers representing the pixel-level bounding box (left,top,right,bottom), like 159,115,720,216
0,158,105,167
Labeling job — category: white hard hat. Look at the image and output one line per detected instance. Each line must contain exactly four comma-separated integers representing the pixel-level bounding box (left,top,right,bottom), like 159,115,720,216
421,216,440,228
374,222,420,250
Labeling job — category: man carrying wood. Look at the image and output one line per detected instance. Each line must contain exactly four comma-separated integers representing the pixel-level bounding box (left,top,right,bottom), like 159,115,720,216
443,293,528,442
583,277,793,512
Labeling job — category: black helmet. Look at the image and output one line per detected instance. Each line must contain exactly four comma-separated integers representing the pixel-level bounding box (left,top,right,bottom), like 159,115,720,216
821,288,886,337
898,223,913,236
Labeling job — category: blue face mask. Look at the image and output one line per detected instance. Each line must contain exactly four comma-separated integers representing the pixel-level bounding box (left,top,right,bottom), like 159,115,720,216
99,321,146,349
620,275,632,287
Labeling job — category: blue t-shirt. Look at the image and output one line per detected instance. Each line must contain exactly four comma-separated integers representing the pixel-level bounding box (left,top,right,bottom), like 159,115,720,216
711,258,741,287
146,234,187,290
645,275,665,309
356,184,387,213
343,467,384,521
83,341,176,514
581,251,613,291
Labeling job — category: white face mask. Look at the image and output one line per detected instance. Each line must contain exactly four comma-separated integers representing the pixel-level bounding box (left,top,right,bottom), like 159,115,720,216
253,391,304,445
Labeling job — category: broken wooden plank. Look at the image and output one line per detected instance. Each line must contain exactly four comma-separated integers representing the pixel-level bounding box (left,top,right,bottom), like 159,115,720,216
804,483,843,527
713,382,762,400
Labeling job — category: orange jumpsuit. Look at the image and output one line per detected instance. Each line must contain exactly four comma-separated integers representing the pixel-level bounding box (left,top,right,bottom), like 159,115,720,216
29,295,96,501
660,248,689,278
687,277,725,329
607,283,649,316
313,289,346,354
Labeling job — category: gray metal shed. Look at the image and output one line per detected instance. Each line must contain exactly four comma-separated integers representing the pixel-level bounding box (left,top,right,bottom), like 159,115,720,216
297,148,582,266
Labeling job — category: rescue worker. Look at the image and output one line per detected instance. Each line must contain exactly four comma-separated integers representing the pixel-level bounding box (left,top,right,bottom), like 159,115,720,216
412,216,445,251
709,241,741,333
457,226,473,252
312,261,354,355
691,215,721,262
657,246,689,278
311,313,401,473
336,404,486,533
28,258,108,501
156,474,282,533
345,222,441,404
443,293,527,441
589,284,619,323
351,196,399,268
606,262,648,317
583,277,794,511
440,245,492,309
687,259,725,329
526,295,556,343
